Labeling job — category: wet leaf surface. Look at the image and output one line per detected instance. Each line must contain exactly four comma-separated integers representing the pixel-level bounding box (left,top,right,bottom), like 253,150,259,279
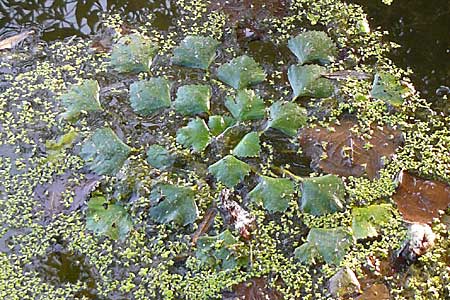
371,72,408,106
393,171,450,223
301,174,345,216
288,31,337,65
299,120,403,179
351,204,393,240
172,35,219,70
146,144,174,170
60,79,102,120
129,77,171,116
174,84,211,116
225,89,266,121
223,277,283,300
149,184,198,226
267,101,308,136
176,117,211,152
208,115,236,136
191,206,218,245
248,175,294,213
217,55,266,89
288,64,334,99
208,155,251,188
232,132,261,158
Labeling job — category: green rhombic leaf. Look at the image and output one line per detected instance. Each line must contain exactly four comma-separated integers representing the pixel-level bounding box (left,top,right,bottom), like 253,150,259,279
371,72,407,106
176,118,211,152
217,55,266,89
248,176,294,212
86,196,132,241
149,184,198,226
129,77,171,115
80,128,131,175
295,227,353,265
110,33,157,73
300,174,345,216
267,101,307,136
174,84,211,116
208,155,251,188
351,204,393,240
172,35,220,70
146,144,174,170
288,64,334,99
288,31,337,65
61,79,102,120
196,230,248,270
225,89,266,121
208,115,236,136
232,132,261,158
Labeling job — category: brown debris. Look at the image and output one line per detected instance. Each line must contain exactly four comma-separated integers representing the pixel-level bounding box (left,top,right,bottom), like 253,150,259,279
355,283,390,300
0,30,34,50
218,189,256,240
210,0,287,23
393,171,450,223
299,120,403,179
191,206,218,245
223,277,283,300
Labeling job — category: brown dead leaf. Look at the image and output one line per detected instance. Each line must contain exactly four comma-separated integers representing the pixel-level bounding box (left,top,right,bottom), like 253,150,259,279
191,206,218,245
218,189,256,240
393,171,450,223
355,283,390,300
299,120,403,179
0,30,34,50
223,277,283,300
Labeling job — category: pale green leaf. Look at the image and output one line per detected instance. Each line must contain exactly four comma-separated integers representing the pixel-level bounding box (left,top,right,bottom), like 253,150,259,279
225,89,266,121
232,132,261,158
294,227,353,265
217,55,266,89
129,77,171,116
176,118,211,152
267,101,307,136
172,35,219,70
146,145,174,170
288,64,334,99
80,128,131,175
61,79,102,120
110,33,157,73
371,72,407,106
351,204,393,240
174,84,211,116
288,31,337,65
248,176,294,212
208,115,236,136
300,174,345,216
86,196,132,241
149,184,198,226
208,155,251,188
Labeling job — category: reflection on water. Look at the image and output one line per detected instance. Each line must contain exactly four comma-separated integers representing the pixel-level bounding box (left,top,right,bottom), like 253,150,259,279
351,0,450,102
0,0,176,40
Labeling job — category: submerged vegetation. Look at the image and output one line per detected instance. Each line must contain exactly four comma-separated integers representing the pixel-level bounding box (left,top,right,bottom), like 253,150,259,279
0,0,449,299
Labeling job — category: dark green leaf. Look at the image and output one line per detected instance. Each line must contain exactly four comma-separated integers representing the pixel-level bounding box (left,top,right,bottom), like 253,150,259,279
371,72,407,106
61,79,102,120
149,184,198,226
172,35,219,70
174,84,211,116
86,196,132,241
80,128,131,175
146,145,174,170
267,101,307,136
232,132,261,158
294,227,353,265
248,176,294,212
217,55,266,89
288,64,334,99
301,174,345,216
176,118,211,152
129,77,171,116
288,31,337,65
110,33,157,73
208,115,236,136
351,204,393,240
225,89,266,121
208,155,251,188
196,229,248,270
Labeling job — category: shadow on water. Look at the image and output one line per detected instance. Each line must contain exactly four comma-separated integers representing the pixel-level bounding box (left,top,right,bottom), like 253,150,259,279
349,0,450,105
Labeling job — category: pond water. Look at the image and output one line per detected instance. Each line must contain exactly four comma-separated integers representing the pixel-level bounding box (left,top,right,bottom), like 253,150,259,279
1,0,448,102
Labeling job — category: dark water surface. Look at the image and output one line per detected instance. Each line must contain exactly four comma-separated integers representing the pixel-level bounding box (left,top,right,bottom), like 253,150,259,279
1,0,448,102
